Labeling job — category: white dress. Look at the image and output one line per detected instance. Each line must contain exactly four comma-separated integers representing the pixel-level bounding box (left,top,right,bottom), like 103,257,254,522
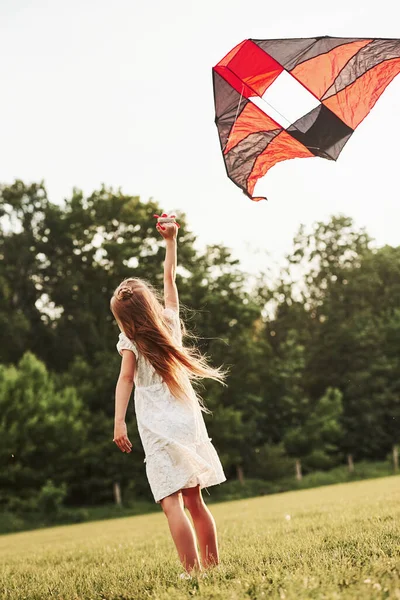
116,307,227,503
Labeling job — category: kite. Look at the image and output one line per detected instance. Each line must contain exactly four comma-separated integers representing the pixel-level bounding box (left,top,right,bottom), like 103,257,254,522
213,37,400,201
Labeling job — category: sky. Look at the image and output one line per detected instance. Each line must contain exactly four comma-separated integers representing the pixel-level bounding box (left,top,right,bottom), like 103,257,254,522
1,0,400,275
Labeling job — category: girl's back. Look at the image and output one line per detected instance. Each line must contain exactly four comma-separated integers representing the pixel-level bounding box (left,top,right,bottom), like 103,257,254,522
116,305,225,504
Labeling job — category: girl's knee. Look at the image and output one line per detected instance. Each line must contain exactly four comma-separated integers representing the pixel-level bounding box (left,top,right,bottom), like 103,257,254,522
182,486,204,514
160,491,184,517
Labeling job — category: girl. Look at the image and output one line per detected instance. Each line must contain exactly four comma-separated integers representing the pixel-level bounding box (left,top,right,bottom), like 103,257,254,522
110,218,227,577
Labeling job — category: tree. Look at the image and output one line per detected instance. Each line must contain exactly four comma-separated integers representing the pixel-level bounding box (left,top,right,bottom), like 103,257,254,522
284,388,343,479
0,352,87,508
0,181,51,364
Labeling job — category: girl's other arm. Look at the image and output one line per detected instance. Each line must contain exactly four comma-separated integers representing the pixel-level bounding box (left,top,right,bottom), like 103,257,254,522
157,222,179,314
113,351,135,453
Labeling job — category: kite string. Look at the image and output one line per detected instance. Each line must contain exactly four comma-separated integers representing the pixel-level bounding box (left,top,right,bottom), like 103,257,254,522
224,75,322,152
233,83,244,126
226,82,306,143
258,97,292,129
224,83,244,152
221,62,325,149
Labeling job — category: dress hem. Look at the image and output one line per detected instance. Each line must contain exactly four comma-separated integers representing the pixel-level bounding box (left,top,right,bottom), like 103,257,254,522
154,472,227,504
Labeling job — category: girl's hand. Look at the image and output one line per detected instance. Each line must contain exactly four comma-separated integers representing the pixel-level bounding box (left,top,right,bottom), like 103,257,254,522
113,420,132,453
156,222,178,240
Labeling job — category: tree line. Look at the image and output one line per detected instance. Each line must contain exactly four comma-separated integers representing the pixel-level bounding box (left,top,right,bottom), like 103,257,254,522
1,180,399,511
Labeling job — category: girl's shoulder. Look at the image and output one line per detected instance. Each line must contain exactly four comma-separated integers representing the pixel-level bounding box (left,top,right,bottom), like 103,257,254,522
116,331,139,359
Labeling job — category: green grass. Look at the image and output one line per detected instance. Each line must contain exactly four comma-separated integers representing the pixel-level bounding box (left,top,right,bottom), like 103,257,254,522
1,476,400,600
3,461,397,535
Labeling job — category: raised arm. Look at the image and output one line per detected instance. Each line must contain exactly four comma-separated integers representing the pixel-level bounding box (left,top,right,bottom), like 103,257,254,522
156,221,179,313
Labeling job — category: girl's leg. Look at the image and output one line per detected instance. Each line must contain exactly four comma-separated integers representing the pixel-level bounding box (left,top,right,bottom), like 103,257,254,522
160,491,201,573
181,485,219,568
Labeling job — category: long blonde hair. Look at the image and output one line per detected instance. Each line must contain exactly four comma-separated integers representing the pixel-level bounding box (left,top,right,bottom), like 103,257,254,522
110,277,228,413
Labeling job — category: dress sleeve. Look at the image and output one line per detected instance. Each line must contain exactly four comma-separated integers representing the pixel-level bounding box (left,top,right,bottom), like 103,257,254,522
163,307,183,347
116,332,139,359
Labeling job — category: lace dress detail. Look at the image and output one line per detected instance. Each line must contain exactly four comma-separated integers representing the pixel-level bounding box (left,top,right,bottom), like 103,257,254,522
116,307,226,503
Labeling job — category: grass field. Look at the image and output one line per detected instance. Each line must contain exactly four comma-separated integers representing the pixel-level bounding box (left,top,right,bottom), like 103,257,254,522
1,476,400,600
